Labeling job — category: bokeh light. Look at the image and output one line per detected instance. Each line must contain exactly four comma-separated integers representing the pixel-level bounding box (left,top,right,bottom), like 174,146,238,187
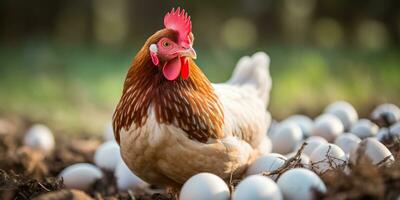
221,18,257,50
312,18,344,48
355,20,390,50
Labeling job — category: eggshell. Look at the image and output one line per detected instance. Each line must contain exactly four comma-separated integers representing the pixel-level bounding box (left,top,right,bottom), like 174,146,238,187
376,123,400,141
389,122,400,138
350,138,394,165
299,136,328,156
376,127,390,141
233,175,283,200
277,168,326,200
246,153,286,180
312,114,344,142
23,124,55,153
371,103,400,126
350,119,379,139
334,133,361,155
180,173,230,200
267,119,279,137
309,143,347,174
94,141,121,171
285,152,310,166
258,136,272,155
114,160,149,191
59,163,103,190
271,122,303,154
103,122,115,141
325,101,358,130
284,115,313,138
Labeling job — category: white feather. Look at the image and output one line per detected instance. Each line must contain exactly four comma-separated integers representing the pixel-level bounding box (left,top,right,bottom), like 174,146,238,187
227,51,271,106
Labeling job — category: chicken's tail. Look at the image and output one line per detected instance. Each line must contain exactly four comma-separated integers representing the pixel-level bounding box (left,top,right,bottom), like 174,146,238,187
227,51,272,106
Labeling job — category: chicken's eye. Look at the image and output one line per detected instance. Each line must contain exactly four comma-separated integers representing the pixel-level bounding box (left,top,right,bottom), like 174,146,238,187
162,41,170,47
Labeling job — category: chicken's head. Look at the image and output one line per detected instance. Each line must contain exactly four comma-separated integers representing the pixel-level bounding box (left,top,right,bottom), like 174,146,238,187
148,7,196,81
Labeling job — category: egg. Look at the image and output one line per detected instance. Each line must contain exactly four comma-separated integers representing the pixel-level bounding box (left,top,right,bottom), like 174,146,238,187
376,127,390,141
299,136,328,156
285,152,310,166
114,160,149,191
350,119,379,139
376,123,400,141
94,141,121,171
277,168,326,200
258,136,273,155
309,143,347,174
180,173,230,200
103,122,115,141
23,124,55,153
389,122,400,137
233,175,282,200
371,103,400,126
350,138,394,165
325,101,358,130
267,119,279,137
334,133,361,155
284,115,313,138
271,122,303,154
59,163,103,190
246,153,286,180
312,114,344,142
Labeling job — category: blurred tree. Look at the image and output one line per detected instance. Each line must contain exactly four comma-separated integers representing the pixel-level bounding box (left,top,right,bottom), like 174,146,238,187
0,0,399,46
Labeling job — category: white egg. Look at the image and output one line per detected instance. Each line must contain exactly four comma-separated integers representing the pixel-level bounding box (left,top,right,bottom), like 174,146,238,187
94,141,121,171
350,138,394,165
23,124,55,153
389,122,400,137
103,122,115,141
180,173,230,200
299,136,328,156
271,122,303,154
376,127,390,141
267,120,279,137
376,123,400,141
233,175,282,200
258,136,272,155
325,101,358,130
59,163,103,190
277,168,326,200
350,119,379,139
246,153,286,180
334,133,361,155
371,103,400,126
309,143,347,174
312,114,344,142
284,115,313,138
114,160,149,191
285,152,310,166
306,136,328,143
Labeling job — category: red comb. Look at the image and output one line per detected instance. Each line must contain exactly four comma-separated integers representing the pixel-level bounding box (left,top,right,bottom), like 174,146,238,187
164,7,192,47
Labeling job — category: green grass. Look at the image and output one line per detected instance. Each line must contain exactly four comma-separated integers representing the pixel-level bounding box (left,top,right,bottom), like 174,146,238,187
0,41,399,134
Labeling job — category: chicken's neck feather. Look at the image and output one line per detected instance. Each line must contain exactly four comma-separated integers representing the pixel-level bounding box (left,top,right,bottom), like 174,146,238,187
113,51,224,143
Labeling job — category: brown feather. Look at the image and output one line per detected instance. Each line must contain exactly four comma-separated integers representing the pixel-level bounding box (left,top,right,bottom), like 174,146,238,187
113,29,224,143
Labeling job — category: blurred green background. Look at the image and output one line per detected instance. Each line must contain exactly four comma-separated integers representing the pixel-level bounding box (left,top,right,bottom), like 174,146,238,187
0,0,399,134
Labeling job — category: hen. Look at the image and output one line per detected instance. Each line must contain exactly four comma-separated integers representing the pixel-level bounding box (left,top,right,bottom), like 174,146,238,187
113,7,272,189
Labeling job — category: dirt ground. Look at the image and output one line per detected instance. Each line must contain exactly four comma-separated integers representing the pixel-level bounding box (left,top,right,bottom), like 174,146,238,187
0,117,399,200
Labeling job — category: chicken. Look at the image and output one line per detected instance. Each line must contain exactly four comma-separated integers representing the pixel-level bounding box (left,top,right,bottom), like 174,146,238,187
112,7,272,189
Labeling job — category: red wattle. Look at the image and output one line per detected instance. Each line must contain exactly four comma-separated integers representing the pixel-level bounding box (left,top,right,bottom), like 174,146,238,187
181,57,189,80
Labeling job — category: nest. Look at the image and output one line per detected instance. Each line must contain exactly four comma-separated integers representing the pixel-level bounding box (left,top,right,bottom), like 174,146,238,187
1,118,400,200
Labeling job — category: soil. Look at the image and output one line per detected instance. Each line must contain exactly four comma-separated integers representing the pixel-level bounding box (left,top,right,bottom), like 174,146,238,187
0,118,399,200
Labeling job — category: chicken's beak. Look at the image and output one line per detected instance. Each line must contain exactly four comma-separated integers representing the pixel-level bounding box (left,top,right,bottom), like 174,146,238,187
178,47,197,60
